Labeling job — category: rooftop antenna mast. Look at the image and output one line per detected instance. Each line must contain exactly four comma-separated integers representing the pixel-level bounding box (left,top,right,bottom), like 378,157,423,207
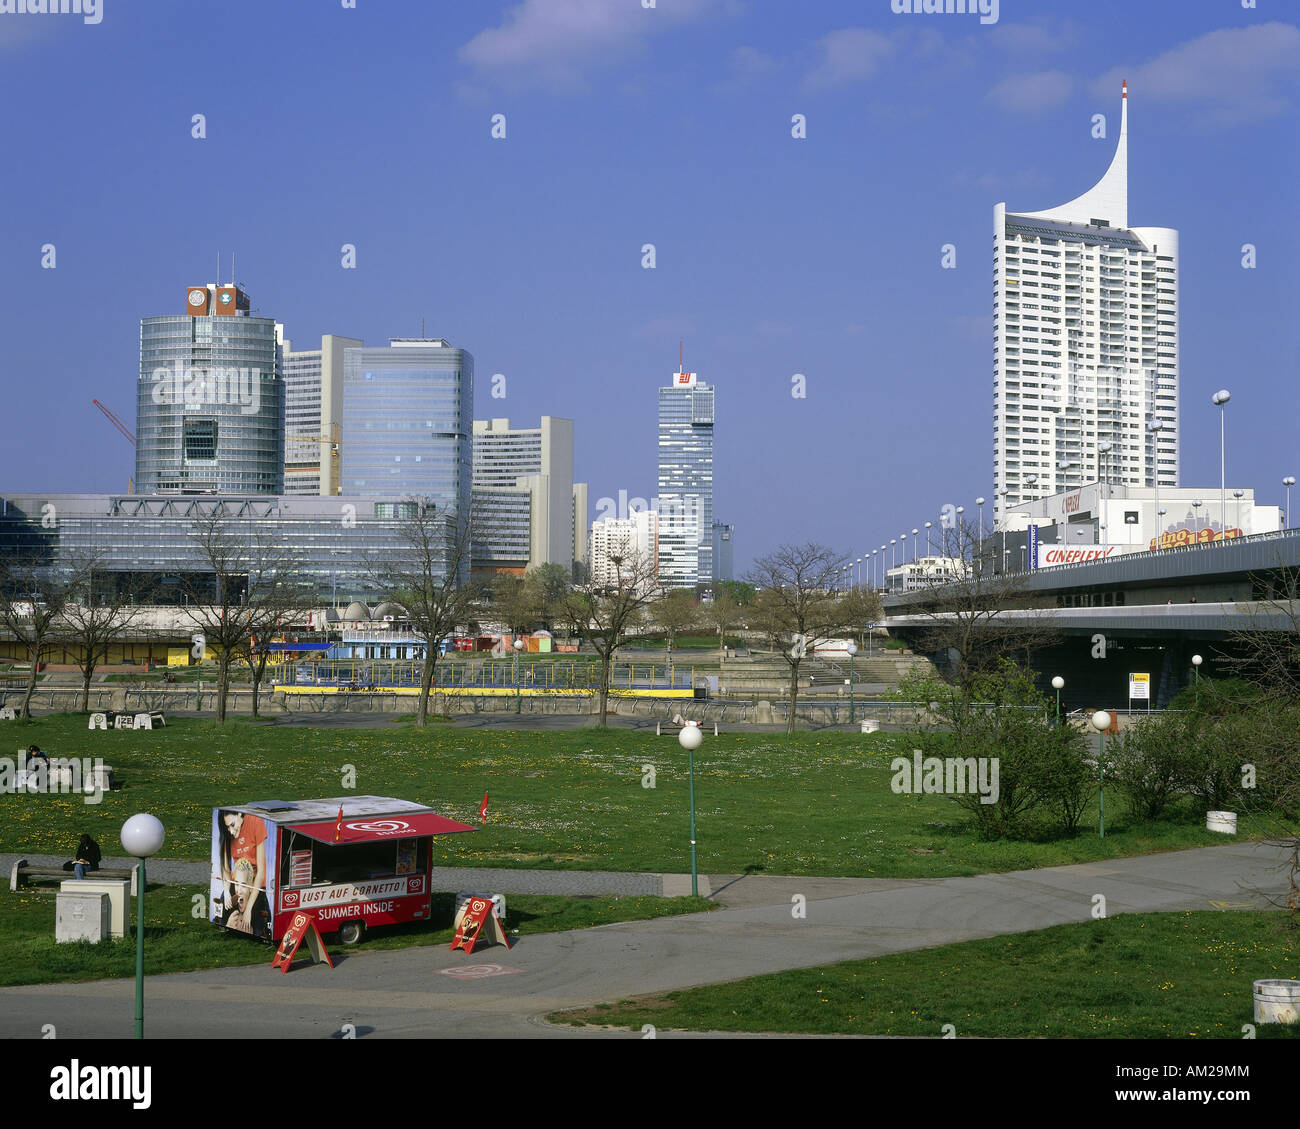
679,340,684,372
216,252,221,288
230,252,235,287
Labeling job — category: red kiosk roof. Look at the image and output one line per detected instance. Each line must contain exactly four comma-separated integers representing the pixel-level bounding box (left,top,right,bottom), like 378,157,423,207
291,811,477,844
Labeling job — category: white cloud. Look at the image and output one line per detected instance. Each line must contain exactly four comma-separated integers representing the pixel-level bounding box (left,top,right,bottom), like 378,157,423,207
460,0,729,90
804,28,896,90
989,20,1082,54
1094,22,1300,127
986,70,1074,113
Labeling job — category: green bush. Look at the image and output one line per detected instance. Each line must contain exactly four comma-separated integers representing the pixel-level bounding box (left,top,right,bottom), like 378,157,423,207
1109,712,1200,822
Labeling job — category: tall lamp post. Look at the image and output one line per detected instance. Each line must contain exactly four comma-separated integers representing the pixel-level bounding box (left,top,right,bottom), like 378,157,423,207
1233,489,1244,537
846,640,858,723
974,499,985,573
1213,389,1231,540
924,521,933,556
890,539,896,571
1051,675,1064,727
1192,653,1202,704
1097,441,1113,548
1089,711,1110,838
1192,499,1204,533
911,528,919,561
122,813,165,1039
1149,421,1165,531
678,722,702,896
1284,476,1296,529
872,549,878,589
513,637,524,712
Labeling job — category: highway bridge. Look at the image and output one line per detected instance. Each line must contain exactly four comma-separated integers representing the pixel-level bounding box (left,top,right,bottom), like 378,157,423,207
883,528,1299,710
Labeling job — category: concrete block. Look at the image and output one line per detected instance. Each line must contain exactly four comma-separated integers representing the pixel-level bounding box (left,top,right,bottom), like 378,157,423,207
62,878,130,939
56,890,110,944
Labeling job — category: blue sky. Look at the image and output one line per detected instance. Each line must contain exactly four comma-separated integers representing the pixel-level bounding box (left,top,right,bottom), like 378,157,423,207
1,0,1296,572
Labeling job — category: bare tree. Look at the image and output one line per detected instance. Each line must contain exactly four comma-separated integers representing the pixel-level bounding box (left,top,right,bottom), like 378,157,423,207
0,557,72,718
896,516,1060,694
649,588,698,684
562,550,662,726
234,574,314,717
181,510,303,723
369,499,482,727
746,543,853,735
59,554,148,712
700,588,743,661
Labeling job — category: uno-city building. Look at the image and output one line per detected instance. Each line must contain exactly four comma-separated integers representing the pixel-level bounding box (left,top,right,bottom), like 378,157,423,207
136,284,285,495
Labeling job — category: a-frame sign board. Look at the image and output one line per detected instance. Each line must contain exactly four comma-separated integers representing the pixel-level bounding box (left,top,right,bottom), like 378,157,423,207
450,896,511,955
271,911,335,973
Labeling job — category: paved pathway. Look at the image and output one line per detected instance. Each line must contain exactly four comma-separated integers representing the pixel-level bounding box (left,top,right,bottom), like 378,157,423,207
1,842,1290,1039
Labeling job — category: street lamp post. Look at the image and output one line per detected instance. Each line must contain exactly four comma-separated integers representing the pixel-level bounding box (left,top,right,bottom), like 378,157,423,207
974,498,985,573
513,637,524,713
122,813,165,1039
1234,489,1244,536
1149,421,1165,531
1156,507,1167,549
1192,499,1204,533
1051,675,1064,727
890,539,896,571
1284,477,1296,530
1192,653,1202,705
872,549,878,589
846,641,858,723
911,528,919,561
1089,711,1110,838
1213,390,1231,541
1097,441,1113,548
678,722,702,896
924,521,933,556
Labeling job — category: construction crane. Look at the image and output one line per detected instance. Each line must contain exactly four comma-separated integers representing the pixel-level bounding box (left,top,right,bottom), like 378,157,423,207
284,422,341,493
93,399,136,446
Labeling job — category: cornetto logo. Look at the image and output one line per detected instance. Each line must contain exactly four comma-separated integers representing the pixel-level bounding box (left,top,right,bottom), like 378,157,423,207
345,819,411,833
281,890,300,908
406,876,423,894
1063,493,1082,514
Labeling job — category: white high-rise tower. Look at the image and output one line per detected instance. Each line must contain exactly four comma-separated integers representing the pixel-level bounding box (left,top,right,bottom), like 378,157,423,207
993,82,1178,527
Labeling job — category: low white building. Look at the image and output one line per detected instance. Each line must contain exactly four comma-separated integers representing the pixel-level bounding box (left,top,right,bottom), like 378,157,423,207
885,555,969,593
1002,483,1281,562
588,509,658,589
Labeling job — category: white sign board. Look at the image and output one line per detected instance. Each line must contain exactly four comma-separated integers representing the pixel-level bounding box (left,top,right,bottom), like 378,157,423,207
1128,673,1150,700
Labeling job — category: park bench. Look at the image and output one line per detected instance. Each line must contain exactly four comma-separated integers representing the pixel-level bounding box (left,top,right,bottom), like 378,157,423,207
11,857,140,896
655,719,719,737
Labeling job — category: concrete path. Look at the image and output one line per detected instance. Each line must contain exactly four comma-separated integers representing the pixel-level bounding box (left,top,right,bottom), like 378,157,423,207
1,841,1290,1039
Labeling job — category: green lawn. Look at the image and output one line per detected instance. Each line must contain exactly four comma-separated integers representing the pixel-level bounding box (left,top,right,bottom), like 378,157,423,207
0,715,1267,878
0,879,713,987
556,911,1300,1038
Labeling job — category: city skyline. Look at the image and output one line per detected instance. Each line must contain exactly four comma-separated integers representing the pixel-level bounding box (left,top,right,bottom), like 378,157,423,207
1,2,1295,572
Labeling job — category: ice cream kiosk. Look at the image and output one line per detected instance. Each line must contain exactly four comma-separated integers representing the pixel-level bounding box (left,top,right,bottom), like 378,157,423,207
210,796,477,945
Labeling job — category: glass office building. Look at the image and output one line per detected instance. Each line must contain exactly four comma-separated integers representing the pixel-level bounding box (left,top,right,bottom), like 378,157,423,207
0,493,449,605
136,286,284,494
341,339,473,517
657,370,714,589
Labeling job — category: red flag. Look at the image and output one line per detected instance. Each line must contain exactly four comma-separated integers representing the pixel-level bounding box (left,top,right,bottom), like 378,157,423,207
479,793,489,824
334,805,343,842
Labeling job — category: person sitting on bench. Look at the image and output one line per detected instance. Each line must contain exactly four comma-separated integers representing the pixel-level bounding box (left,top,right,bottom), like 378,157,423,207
71,834,101,880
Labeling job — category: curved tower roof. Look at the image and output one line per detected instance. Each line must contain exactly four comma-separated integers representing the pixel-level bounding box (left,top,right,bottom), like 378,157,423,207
1018,82,1127,228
